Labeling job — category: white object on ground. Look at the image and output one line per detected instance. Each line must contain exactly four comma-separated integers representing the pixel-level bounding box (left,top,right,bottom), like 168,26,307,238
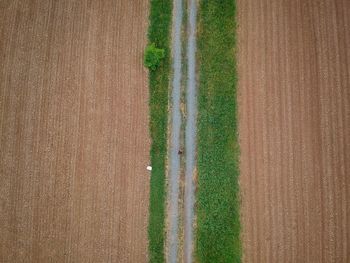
147,166,152,171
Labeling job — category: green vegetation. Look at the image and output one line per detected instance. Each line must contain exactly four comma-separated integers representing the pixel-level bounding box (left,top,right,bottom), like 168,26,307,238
144,43,165,71
196,1,241,262
147,1,172,262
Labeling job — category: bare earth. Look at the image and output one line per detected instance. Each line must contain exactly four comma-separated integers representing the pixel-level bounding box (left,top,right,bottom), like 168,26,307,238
238,0,350,262
0,1,149,262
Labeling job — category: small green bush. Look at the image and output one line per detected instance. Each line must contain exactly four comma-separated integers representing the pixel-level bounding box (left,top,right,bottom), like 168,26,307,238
144,43,165,70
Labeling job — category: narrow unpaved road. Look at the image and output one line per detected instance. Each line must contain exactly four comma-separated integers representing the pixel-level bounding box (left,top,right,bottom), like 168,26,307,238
167,0,183,262
167,0,198,261
184,0,198,262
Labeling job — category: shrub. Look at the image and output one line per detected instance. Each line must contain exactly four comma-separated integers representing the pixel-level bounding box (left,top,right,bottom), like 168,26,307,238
144,43,165,70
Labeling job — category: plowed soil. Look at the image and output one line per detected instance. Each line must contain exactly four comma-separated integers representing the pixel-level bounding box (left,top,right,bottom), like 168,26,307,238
0,1,149,262
238,0,350,262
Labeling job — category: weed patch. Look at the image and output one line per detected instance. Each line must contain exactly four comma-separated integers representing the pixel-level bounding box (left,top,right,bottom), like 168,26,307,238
196,1,241,262
147,1,172,262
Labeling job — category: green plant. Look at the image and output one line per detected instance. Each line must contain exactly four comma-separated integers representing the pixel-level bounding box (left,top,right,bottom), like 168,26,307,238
144,43,165,71
196,0,241,262
147,0,172,262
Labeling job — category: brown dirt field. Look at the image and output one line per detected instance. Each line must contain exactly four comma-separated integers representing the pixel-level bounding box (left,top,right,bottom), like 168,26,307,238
238,0,350,262
0,1,149,262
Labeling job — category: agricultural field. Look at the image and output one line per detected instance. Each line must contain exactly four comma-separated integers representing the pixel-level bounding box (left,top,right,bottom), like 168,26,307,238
237,0,350,262
0,1,150,262
1,0,350,263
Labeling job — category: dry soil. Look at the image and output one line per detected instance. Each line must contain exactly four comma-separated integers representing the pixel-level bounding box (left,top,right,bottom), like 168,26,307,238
0,1,150,262
238,0,350,262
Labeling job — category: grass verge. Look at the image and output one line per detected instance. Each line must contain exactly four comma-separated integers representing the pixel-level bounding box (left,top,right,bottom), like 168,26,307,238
147,1,172,262
196,1,241,262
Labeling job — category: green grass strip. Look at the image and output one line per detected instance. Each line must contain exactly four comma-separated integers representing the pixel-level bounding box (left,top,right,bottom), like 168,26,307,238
147,1,172,262
196,1,241,262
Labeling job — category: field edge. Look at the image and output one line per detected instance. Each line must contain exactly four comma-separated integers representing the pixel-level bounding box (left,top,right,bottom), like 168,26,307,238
196,0,241,262
147,1,172,262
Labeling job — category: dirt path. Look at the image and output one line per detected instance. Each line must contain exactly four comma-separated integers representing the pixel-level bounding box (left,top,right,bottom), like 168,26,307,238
183,0,197,262
166,0,183,261
237,0,350,262
167,0,198,261
0,1,150,262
